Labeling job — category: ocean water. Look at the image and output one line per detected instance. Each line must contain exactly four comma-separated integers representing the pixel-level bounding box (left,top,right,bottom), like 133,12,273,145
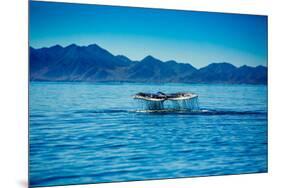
29,82,268,187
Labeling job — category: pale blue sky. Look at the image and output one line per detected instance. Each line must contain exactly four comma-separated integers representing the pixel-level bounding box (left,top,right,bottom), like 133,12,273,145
29,1,268,68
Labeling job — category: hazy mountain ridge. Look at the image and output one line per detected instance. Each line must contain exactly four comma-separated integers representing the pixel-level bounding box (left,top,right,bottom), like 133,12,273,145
29,44,267,84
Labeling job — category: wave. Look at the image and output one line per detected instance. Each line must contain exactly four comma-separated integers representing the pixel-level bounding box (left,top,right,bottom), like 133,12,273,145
73,109,266,116
73,109,129,114
136,109,267,115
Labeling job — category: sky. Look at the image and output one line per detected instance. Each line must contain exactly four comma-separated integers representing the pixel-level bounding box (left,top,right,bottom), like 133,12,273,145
29,1,268,68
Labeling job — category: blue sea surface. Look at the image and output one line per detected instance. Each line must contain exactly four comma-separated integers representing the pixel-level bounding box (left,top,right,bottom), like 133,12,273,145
29,82,268,187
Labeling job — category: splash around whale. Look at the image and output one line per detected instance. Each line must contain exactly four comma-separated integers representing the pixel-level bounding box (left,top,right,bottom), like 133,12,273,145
133,92,200,111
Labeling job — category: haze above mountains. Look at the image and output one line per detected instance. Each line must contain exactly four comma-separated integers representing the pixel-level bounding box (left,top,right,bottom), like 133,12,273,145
29,44,267,84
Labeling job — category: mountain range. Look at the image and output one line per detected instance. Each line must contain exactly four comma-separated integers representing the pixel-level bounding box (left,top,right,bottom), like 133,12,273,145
29,44,267,84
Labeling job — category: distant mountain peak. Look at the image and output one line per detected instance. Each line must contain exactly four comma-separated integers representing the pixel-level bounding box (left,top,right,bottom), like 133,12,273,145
165,60,177,64
209,62,235,66
116,55,132,62
87,43,101,49
205,62,237,70
50,44,63,49
240,65,250,68
141,55,161,62
66,43,78,48
256,65,267,69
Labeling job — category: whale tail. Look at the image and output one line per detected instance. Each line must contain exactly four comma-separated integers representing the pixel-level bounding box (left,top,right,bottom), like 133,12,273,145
133,92,199,111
